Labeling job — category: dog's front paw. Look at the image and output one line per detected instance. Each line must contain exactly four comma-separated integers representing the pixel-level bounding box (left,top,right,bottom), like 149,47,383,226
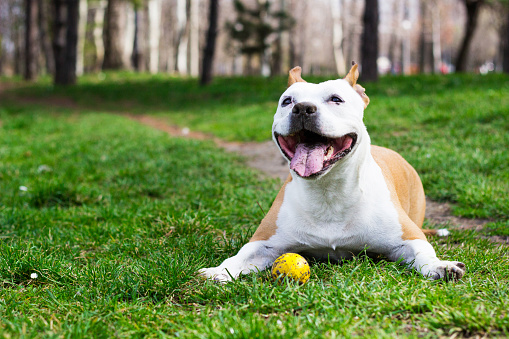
198,267,234,283
425,261,466,281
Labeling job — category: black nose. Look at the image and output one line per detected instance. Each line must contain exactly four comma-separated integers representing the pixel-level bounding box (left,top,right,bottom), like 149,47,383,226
292,102,317,115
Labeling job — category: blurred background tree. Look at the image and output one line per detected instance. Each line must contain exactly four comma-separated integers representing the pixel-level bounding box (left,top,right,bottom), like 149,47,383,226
1,0,508,85
225,0,294,76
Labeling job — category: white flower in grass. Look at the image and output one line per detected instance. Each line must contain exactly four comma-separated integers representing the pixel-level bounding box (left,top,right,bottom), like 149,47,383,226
277,320,283,326
30,273,38,279
19,186,28,192
229,328,234,334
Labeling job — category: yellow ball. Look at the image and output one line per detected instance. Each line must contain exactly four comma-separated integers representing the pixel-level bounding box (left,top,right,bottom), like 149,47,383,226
271,253,310,284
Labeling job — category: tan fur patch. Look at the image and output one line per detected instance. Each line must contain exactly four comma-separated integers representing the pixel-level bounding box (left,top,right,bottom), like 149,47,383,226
288,67,306,87
344,62,359,87
250,174,292,242
371,146,427,241
354,84,370,108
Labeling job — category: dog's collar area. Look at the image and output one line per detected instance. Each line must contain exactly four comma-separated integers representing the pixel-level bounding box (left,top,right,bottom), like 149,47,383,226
275,130,357,178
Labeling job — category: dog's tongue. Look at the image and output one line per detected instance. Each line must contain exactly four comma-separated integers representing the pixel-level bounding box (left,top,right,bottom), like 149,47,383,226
290,143,327,177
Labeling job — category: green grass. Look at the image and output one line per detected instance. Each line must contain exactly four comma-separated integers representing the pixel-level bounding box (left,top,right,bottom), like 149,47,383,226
0,73,508,337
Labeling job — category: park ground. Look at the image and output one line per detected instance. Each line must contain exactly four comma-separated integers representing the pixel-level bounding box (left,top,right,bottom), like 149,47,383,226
0,72,508,337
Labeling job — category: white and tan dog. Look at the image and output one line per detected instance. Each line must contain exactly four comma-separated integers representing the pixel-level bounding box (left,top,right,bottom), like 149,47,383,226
200,64,465,282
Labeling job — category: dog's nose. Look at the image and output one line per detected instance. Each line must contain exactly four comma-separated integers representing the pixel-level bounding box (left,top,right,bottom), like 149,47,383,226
292,102,317,115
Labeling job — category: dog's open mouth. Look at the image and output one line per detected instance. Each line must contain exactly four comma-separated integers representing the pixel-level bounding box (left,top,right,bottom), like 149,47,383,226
276,130,357,178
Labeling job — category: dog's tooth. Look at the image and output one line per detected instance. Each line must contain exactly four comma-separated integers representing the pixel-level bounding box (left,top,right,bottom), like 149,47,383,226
325,146,334,160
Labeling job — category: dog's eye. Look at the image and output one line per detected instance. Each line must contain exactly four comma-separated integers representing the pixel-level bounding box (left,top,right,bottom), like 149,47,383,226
329,95,344,104
281,97,293,107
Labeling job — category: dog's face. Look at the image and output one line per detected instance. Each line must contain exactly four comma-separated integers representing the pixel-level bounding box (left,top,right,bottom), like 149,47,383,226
273,64,370,179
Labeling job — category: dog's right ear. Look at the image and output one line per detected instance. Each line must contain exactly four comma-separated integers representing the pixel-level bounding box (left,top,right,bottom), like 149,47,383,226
288,66,307,87
344,62,359,87
344,62,369,109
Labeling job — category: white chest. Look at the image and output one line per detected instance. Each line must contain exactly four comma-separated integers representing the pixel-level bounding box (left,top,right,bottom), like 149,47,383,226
272,161,403,258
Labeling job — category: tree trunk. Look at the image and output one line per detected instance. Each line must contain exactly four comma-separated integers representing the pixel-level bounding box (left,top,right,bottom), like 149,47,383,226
76,0,87,76
271,0,286,75
189,0,199,77
147,0,161,73
132,8,146,71
360,0,378,82
387,0,398,74
38,0,54,75
200,0,219,85
331,0,346,76
418,0,426,73
345,0,358,66
92,1,106,72
455,0,484,72
53,0,79,85
175,0,189,74
103,0,124,70
122,3,135,69
431,3,441,73
25,0,39,80
15,18,24,75
503,7,509,74
400,0,410,75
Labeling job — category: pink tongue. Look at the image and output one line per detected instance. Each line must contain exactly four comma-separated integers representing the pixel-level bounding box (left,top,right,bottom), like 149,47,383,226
290,143,327,177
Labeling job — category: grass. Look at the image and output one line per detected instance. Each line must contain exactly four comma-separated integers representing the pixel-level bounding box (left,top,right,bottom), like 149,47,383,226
0,73,508,337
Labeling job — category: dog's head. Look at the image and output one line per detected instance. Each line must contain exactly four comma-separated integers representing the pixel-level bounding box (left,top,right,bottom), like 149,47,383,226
273,63,370,179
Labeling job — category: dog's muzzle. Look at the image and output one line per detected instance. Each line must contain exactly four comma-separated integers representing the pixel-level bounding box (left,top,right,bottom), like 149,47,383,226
275,129,357,178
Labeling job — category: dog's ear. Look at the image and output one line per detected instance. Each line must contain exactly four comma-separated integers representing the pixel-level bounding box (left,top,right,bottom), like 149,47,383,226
344,62,359,87
344,62,369,109
354,83,370,109
288,66,307,87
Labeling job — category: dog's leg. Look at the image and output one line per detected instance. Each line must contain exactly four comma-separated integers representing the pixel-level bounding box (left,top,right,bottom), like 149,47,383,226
389,239,465,280
199,175,294,283
198,241,283,282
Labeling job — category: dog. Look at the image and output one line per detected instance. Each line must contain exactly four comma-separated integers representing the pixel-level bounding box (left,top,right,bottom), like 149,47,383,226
199,63,465,282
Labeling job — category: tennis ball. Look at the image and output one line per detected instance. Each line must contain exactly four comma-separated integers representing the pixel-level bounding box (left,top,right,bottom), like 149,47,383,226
271,253,310,284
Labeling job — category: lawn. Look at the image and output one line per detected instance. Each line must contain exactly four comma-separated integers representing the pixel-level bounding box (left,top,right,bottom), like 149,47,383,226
0,73,508,337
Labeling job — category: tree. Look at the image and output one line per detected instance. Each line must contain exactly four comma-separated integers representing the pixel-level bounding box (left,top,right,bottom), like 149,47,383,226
147,0,162,73
53,0,79,85
431,1,442,73
103,0,124,69
189,0,200,77
132,5,145,71
360,0,379,81
226,0,294,75
455,0,485,72
38,0,54,75
387,0,399,74
200,0,219,85
175,0,189,74
503,4,509,73
24,0,39,80
418,0,426,73
76,0,88,76
331,0,346,75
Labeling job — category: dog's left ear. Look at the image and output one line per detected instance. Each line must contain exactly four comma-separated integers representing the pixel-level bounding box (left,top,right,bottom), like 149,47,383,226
288,66,307,87
344,62,370,109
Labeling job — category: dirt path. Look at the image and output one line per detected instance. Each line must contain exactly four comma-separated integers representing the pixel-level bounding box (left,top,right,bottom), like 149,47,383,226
127,115,492,231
